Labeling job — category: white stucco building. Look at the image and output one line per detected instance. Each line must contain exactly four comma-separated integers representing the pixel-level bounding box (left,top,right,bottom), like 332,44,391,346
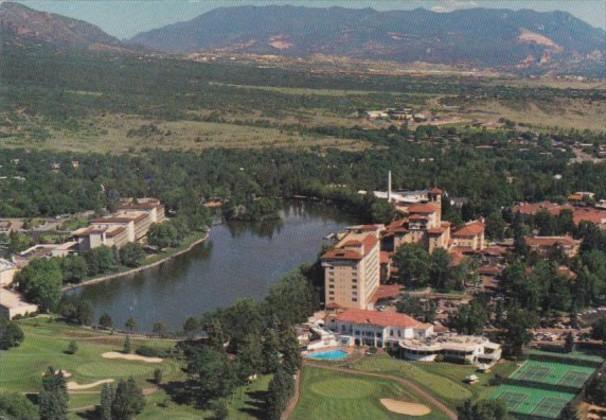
327,308,433,348
399,333,502,367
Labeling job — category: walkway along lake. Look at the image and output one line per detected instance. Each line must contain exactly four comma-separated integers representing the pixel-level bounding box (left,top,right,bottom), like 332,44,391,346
68,202,354,331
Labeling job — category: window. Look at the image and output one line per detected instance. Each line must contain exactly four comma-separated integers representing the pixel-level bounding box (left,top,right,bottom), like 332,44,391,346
329,291,335,295
352,298,358,302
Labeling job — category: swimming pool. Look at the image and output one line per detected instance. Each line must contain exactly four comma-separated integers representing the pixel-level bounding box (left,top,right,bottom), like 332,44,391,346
305,349,349,361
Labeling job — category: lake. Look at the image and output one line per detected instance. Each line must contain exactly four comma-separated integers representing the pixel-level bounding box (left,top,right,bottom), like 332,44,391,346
69,201,353,331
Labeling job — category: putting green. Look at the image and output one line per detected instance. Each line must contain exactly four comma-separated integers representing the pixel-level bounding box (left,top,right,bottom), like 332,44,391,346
310,377,378,399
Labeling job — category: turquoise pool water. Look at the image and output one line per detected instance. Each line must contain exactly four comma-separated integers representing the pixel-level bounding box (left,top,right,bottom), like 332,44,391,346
305,349,349,361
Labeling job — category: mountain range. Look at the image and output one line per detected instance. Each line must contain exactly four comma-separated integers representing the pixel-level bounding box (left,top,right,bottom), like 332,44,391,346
2,2,605,74
0,1,126,52
128,5,605,72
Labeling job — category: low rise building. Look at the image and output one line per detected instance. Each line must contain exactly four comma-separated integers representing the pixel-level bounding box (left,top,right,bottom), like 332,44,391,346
73,197,165,251
451,220,486,251
118,197,166,224
73,224,130,251
327,308,433,348
525,235,581,258
399,333,501,367
0,258,17,286
0,288,38,319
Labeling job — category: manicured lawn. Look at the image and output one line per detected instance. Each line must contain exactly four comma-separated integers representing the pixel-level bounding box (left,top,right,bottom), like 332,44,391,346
352,354,473,406
412,358,517,400
1,317,271,420
291,366,448,420
0,318,179,396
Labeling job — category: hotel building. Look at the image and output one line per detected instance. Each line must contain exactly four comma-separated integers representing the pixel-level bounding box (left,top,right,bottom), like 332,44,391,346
321,225,382,309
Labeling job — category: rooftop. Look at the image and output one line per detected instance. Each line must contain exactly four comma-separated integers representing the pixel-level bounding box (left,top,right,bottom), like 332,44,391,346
0,288,38,310
335,308,419,329
525,235,580,247
512,201,572,216
321,231,379,261
453,220,485,237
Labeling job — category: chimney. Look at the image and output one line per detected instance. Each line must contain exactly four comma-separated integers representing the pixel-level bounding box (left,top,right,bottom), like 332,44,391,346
388,170,392,202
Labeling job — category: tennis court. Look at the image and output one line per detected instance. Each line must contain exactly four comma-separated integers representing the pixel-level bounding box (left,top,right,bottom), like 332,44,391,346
491,384,576,418
532,397,570,419
510,360,595,389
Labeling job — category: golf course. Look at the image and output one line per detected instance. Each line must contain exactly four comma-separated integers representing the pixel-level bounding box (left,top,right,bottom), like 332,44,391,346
0,317,271,419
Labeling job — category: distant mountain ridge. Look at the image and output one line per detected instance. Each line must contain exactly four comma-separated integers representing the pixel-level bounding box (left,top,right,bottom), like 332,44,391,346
129,5,606,72
0,1,127,51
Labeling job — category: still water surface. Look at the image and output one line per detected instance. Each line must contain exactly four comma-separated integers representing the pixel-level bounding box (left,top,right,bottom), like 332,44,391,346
70,202,353,331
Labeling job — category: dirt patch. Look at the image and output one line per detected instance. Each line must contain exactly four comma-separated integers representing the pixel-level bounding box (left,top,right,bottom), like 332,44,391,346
380,399,431,416
102,351,163,363
518,29,563,52
67,379,114,391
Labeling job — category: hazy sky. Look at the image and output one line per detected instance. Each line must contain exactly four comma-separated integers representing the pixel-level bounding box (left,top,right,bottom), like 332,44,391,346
15,0,606,39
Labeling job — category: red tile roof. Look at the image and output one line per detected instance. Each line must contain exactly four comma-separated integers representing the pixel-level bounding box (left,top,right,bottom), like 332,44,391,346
370,284,401,303
573,209,606,225
525,236,579,248
427,226,448,235
321,234,378,261
407,203,438,214
480,246,508,256
512,201,572,216
335,309,419,329
453,220,484,237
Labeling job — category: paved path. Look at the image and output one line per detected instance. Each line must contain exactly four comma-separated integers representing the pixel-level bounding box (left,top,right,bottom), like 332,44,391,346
303,362,458,420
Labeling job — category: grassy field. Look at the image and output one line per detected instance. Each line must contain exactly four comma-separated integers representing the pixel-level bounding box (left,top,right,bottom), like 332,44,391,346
291,366,448,420
353,354,472,406
1,113,373,154
0,318,270,419
352,354,516,407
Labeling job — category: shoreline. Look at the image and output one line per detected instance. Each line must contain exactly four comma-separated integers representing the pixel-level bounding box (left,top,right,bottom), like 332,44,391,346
62,231,209,291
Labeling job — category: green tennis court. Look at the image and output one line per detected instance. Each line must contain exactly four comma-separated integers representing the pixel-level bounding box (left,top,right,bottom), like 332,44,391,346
532,397,570,419
510,360,595,389
497,391,527,410
491,384,575,418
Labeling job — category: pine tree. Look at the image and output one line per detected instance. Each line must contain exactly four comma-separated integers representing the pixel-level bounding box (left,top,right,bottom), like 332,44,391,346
66,340,78,355
111,377,145,420
279,327,301,375
99,383,113,420
266,366,294,420
123,335,131,354
39,367,68,420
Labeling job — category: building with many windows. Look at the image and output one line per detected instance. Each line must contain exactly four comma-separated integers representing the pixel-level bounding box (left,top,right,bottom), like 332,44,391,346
321,225,382,309
72,197,166,252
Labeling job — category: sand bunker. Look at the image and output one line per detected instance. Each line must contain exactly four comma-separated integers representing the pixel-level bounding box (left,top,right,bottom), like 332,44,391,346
102,352,163,363
67,378,114,391
380,399,431,416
